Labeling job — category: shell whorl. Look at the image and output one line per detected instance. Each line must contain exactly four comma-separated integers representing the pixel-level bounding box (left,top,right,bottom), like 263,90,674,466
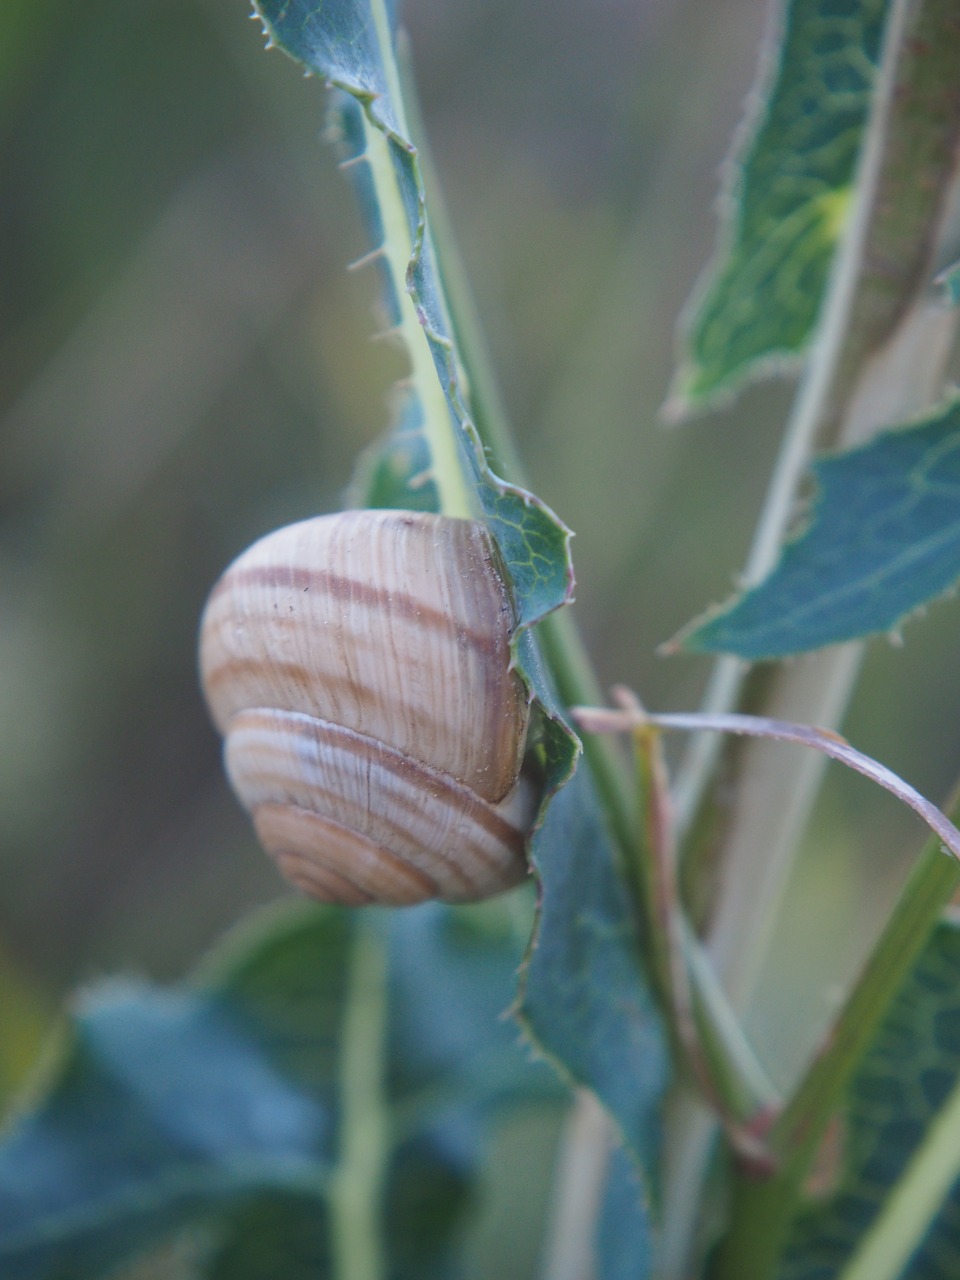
199,510,535,905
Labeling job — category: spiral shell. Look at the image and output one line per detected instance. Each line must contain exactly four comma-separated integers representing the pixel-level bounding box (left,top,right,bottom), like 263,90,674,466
199,509,536,904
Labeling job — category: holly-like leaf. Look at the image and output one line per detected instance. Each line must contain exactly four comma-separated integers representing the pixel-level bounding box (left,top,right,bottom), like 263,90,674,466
0,902,558,1279
778,921,960,1280
671,0,889,408
678,400,960,658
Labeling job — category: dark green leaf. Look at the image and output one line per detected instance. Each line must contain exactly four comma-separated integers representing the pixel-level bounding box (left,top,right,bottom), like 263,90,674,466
206,1193,332,1280
518,766,669,1190
383,1131,474,1280
778,922,960,1280
0,902,556,1279
680,400,960,657
672,0,889,408
210,1128,477,1280
595,1142,657,1280
0,978,331,1280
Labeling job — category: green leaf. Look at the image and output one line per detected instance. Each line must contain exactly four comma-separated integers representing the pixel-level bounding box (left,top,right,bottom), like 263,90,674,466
821,0,960,421
518,766,669,1192
0,902,557,1279
671,0,889,408
777,921,960,1280
205,1136,477,1280
679,399,960,657
936,260,960,308
254,0,669,1239
205,1193,329,1279
596,1142,657,1280
0,979,332,1280
254,3,574,629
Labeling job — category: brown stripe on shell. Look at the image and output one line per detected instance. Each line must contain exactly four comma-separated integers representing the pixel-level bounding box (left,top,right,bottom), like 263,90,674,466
224,707,533,902
201,656,377,720
232,707,530,860
198,510,529,803
270,844,378,905
256,803,440,905
202,657,481,796
202,509,506,659
206,563,501,658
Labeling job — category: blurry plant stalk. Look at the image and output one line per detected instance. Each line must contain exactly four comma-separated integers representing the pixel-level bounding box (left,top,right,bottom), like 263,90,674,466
659,0,960,1273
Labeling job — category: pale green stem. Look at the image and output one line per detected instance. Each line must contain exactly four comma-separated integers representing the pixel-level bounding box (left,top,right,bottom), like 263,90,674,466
330,920,390,1280
355,113,473,519
664,313,960,1277
836,1073,960,1280
394,20,788,1262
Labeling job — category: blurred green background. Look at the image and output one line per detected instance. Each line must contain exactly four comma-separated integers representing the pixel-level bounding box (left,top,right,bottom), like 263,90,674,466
4,0,960,1256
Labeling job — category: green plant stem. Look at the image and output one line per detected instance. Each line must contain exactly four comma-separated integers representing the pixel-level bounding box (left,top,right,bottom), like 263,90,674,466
771,835,960,1162
403,48,788,1266
836,1071,960,1280
422,123,791,1278
398,2,960,1274
397,22,960,1272
673,0,918,838
401,46,641,867
663,301,960,1280
355,109,473,520
330,919,389,1280
402,35,639,860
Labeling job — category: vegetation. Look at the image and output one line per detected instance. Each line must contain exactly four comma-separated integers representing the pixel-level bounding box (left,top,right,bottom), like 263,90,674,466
2,1,960,1276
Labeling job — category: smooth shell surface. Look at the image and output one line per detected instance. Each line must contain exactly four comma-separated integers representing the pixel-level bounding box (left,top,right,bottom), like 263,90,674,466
200,509,528,803
199,510,535,904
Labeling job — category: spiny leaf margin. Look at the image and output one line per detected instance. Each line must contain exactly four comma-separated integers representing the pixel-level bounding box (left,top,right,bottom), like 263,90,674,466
253,1,668,1255
253,0,574,630
777,920,960,1280
669,0,890,412
676,398,960,658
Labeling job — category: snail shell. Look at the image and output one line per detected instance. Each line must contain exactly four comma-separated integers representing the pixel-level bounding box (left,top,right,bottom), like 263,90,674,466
199,509,536,904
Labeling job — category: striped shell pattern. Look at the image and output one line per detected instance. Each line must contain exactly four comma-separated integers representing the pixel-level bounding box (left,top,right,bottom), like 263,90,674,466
199,509,536,904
